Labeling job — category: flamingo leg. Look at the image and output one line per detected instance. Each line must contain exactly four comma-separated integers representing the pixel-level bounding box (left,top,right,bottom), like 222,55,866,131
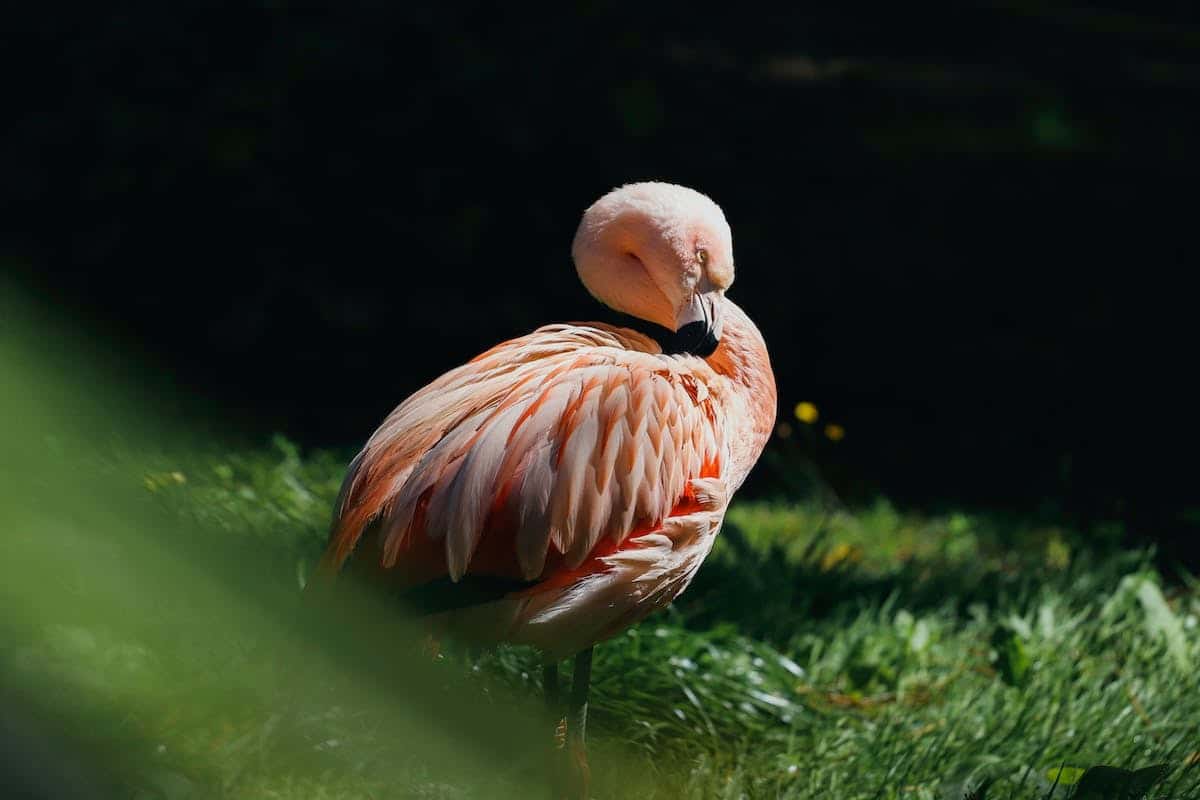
542,657,560,713
543,656,567,798
566,647,593,799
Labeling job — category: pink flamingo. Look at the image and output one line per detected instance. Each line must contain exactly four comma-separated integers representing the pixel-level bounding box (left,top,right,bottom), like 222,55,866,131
321,182,776,794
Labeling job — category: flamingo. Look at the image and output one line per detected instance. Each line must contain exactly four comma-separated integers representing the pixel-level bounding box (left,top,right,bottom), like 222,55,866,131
321,182,776,795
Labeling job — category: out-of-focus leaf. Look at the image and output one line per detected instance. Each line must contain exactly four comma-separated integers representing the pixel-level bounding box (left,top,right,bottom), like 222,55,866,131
1045,765,1086,786
1070,763,1168,799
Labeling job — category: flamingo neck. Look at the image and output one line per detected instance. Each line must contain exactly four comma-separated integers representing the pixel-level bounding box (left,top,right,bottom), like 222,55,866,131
706,298,777,487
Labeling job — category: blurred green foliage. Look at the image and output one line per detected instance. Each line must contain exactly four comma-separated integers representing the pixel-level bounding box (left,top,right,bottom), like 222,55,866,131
0,291,553,798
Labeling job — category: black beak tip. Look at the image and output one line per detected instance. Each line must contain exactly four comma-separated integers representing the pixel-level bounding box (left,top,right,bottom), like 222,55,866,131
600,310,719,357
670,320,720,357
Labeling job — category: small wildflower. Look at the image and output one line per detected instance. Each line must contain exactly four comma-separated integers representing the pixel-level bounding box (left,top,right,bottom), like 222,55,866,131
776,422,793,439
824,423,845,441
794,401,819,424
820,542,862,571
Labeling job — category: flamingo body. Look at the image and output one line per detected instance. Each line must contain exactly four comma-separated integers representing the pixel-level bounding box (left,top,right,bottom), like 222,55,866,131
322,183,776,658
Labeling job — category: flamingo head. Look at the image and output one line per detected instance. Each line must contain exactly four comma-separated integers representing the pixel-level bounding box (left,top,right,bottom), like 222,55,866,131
571,182,734,354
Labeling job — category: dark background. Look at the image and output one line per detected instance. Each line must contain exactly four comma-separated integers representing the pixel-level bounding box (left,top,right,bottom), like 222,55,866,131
3,4,1196,553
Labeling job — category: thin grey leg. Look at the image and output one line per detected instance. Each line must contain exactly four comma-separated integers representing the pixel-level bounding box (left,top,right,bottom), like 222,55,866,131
542,657,560,713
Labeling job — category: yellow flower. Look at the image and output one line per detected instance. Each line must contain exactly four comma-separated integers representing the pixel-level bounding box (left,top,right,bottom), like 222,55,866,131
824,423,845,442
820,542,863,571
794,401,819,424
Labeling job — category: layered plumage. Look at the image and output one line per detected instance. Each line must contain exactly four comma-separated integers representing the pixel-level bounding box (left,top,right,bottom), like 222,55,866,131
321,182,776,657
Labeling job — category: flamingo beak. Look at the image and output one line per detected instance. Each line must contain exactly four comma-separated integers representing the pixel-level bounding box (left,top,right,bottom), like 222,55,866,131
671,290,724,357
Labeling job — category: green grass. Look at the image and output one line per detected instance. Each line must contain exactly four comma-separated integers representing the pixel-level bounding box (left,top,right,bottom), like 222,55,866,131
3,293,1199,799
11,438,1191,800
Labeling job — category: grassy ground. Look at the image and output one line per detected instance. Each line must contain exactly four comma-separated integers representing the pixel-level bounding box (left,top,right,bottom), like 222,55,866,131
8,437,1194,799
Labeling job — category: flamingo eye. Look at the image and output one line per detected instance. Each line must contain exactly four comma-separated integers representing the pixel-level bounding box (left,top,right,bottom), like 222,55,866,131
696,248,708,266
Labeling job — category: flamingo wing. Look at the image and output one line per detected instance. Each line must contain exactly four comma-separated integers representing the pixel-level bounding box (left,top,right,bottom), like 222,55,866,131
323,323,725,589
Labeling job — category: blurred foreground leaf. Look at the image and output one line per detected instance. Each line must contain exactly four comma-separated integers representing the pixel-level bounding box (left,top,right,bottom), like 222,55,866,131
1070,764,1168,799
0,286,557,799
